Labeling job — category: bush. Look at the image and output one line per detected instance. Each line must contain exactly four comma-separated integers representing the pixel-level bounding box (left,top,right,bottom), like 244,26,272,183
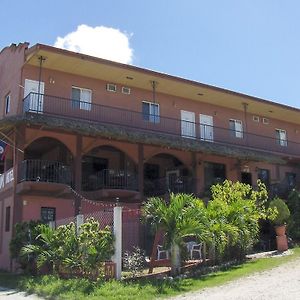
9,220,42,273
269,197,290,226
123,247,145,278
287,190,300,240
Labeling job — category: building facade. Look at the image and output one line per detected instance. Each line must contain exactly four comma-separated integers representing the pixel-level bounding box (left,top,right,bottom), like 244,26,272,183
0,42,299,269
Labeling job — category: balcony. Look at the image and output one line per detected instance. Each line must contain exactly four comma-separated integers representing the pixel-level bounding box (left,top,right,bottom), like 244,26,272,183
82,169,139,200
22,93,300,158
17,159,72,196
144,176,194,197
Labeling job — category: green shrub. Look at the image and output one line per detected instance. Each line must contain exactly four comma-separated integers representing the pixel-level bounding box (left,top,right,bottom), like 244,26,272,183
123,247,145,278
287,190,300,240
269,197,290,226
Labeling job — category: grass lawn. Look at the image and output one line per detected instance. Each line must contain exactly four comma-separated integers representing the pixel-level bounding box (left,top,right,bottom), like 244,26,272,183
1,247,300,300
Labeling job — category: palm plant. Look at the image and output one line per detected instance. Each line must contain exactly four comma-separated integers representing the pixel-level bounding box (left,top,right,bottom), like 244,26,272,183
142,193,209,276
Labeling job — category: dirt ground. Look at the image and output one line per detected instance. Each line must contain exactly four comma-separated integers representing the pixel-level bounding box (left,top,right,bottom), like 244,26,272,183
169,255,300,300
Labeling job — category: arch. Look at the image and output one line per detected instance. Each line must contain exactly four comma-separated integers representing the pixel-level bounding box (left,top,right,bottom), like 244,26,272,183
24,137,73,165
82,144,137,192
83,142,138,165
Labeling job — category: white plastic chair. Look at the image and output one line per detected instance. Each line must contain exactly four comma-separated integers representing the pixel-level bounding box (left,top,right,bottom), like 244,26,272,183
190,242,202,260
157,245,169,260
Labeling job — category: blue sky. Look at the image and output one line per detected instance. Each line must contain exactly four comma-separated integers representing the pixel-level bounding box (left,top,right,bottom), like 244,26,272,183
1,0,300,108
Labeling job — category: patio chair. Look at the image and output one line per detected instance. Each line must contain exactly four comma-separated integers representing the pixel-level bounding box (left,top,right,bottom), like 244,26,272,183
157,245,169,260
190,242,202,260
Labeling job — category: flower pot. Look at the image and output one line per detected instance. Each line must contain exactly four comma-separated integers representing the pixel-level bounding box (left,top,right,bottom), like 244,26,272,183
275,225,286,236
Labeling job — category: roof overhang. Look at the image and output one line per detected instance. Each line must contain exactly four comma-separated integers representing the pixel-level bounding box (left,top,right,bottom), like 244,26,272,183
24,44,300,124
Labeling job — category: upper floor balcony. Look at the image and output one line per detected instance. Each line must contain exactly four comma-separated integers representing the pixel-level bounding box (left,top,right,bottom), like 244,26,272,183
22,93,300,158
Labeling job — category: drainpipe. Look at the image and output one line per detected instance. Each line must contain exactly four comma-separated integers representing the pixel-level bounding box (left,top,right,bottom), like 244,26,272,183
242,103,249,144
37,56,46,112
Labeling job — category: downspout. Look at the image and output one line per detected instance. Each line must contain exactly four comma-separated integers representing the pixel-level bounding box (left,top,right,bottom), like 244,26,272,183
37,56,46,112
242,102,249,145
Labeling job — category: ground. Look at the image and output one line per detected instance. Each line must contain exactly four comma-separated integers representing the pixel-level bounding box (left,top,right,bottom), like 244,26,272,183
169,256,300,300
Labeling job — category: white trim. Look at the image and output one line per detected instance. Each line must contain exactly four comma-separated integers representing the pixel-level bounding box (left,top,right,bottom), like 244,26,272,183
253,116,260,122
229,119,243,138
122,86,131,95
106,83,117,92
5,94,10,115
262,117,269,124
275,128,287,147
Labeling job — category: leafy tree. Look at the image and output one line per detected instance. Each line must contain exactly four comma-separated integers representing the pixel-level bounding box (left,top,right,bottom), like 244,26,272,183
142,193,209,276
286,190,300,240
208,180,274,259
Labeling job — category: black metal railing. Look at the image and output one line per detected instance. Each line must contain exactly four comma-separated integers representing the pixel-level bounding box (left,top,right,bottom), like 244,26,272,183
144,176,194,196
18,160,72,185
82,169,138,191
22,92,300,157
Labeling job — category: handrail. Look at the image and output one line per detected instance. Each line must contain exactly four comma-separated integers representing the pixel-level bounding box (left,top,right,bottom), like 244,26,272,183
18,159,72,185
22,92,300,157
82,168,138,191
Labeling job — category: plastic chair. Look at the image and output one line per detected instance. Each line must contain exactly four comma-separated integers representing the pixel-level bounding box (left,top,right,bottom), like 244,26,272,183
190,242,202,260
157,245,169,260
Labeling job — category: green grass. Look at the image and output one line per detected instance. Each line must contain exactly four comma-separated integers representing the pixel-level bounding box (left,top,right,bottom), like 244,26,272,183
1,248,300,300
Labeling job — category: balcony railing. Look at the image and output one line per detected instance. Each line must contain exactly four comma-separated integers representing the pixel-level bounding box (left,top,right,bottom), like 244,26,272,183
82,169,138,191
18,160,72,185
22,92,300,157
144,176,194,197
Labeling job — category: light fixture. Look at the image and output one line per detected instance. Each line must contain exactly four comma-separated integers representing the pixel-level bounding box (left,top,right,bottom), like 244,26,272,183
126,76,133,80
197,93,204,96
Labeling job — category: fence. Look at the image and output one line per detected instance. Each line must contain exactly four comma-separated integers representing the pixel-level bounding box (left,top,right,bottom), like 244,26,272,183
50,201,144,280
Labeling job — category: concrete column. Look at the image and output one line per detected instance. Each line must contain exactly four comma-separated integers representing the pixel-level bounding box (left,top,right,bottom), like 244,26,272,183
112,205,122,280
76,214,84,234
74,135,82,215
138,144,144,199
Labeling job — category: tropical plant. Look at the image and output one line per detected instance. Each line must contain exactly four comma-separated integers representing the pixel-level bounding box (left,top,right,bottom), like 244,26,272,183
20,218,114,279
207,180,273,259
142,193,209,276
9,220,42,273
269,197,290,226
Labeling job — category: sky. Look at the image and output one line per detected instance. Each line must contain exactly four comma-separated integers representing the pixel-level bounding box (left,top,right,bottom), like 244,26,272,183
1,0,300,108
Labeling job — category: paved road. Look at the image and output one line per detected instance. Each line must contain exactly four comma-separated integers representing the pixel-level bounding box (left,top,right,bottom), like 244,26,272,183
170,257,300,300
0,287,42,299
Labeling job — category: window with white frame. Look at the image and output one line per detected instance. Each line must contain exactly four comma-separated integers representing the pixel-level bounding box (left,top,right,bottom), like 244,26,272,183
275,129,287,147
106,83,117,92
71,87,92,111
229,119,243,138
5,94,10,115
142,101,160,123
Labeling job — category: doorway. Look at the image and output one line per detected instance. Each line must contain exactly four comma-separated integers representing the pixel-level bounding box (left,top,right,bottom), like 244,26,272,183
241,172,252,186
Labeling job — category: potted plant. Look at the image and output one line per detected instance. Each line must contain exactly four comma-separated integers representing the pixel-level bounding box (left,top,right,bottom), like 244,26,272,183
269,197,290,251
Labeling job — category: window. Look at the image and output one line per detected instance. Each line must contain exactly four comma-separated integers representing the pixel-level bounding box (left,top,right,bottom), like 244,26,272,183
71,87,92,111
258,169,270,187
229,119,243,138
5,94,10,115
41,207,56,223
275,129,287,147
262,118,269,124
122,87,131,95
253,116,259,122
5,206,10,232
106,83,117,92
142,101,160,123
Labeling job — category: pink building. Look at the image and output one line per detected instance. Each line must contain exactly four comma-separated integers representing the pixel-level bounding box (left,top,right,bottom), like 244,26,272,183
0,42,299,270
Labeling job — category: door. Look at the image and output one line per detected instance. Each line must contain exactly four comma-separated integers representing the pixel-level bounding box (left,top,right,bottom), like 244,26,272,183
24,79,45,113
200,114,214,141
181,110,195,138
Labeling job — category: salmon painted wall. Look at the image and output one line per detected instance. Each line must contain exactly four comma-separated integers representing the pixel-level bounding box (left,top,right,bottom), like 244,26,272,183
21,65,300,145
22,195,75,222
0,43,28,119
0,195,14,271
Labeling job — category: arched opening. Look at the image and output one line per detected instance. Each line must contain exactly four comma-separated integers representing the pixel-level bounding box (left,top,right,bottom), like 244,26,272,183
82,145,137,191
20,137,73,184
144,153,192,196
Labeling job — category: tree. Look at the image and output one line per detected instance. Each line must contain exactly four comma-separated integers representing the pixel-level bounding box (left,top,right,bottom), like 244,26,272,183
207,180,273,259
142,193,209,276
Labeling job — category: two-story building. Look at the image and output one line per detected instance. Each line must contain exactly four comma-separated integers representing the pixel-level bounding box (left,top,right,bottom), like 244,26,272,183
0,42,299,270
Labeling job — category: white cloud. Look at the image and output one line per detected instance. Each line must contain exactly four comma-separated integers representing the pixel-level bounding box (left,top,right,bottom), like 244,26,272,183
54,24,133,64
